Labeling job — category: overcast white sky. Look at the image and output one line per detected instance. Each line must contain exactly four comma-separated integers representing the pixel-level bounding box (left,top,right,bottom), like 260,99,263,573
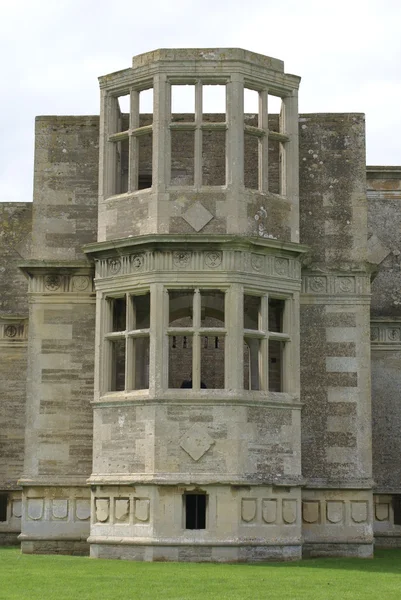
1,0,400,203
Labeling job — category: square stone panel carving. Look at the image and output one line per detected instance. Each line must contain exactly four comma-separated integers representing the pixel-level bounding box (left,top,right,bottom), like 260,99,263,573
180,424,215,461
182,202,213,232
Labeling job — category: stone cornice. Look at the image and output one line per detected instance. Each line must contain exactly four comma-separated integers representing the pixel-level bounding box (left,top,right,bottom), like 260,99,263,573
83,234,308,259
18,260,93,278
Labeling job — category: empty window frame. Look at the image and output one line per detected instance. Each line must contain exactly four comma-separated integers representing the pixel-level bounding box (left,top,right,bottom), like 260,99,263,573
0,495,7,522
243,294,290,392
168,288,226,389
184,493,207,529
243,85,288,195
169,81,227,188
106,87,153,197
104,292,150,392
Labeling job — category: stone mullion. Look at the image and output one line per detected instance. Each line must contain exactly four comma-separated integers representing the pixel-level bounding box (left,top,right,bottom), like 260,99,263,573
192,289,201,390
283,90,299,243
129,89,140,192
258,90,269,193
153,74,168,192
226,284,243,390
226,74,244,191
149,283,165,396
260,294,269,391
194,81,202,189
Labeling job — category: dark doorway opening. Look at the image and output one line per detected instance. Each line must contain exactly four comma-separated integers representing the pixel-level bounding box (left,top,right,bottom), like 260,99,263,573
185,493,206,529
0,495,7,522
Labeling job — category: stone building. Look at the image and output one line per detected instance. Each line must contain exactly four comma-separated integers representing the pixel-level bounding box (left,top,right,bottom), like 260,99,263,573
0,48,400,561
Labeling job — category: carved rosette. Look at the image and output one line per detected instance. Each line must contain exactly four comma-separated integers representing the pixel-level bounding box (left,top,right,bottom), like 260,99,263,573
4,325,17,338
44,274,62,291
130,254,144,270
72,275,90,291
173,251,191,269
204,251,222,269
308,276,327,293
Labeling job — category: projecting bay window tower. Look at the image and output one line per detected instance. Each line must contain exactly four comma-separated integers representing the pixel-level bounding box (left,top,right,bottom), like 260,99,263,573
86,49,305,562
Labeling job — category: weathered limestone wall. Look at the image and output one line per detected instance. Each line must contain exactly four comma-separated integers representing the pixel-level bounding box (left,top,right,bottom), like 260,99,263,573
19,116,99,554
0,203,32,314
368,168,401,547
0,203,31,543
299,114,373,557
20,284,95,554
368,168,401,317
31,116,99,260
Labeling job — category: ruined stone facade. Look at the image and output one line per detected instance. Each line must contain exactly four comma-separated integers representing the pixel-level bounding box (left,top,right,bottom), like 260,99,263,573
0,49,400,560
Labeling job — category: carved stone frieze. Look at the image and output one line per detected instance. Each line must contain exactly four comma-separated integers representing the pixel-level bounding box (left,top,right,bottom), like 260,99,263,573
371,319,401,349
302,273,370,296
27,274,95,294
95,249,302,282
0,319,27,342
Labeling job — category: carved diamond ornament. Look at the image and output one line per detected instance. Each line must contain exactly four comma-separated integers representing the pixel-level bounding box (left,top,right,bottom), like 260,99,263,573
182,202,213,232
180,424,214,461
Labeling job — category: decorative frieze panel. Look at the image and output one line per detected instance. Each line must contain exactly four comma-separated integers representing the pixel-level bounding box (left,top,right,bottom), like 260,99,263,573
95,249,301,281
371,320,401,350
24,496,90,523
240,497,298,525
301,499,369,525
28,274,95,294
93,496,151,525
0,319,27,342
302,273,370,296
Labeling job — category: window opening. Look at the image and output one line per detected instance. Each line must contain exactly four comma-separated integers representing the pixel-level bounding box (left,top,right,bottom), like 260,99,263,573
171,85,195,122
169,334,193,388
105,293,150,393
118,94,130,116
139,88,153,125
168,288,226,389
244,295,261,330
200,290,225,389
244,88,259,115
243,88,260,191
111,339,126,391
243,294,289,392
393,496,401,526
202,85,226,122
269,299,285,332
0,495,7,522
171,130,195,186
267,137,280,194
185,493,206,529
268,93,282,116
137,133,152,191
202,129,225,186
112,297,126,332
268,340,283,392
244,133,259,190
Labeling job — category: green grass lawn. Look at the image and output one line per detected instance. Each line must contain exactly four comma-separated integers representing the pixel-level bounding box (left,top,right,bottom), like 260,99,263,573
1,547,401,600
